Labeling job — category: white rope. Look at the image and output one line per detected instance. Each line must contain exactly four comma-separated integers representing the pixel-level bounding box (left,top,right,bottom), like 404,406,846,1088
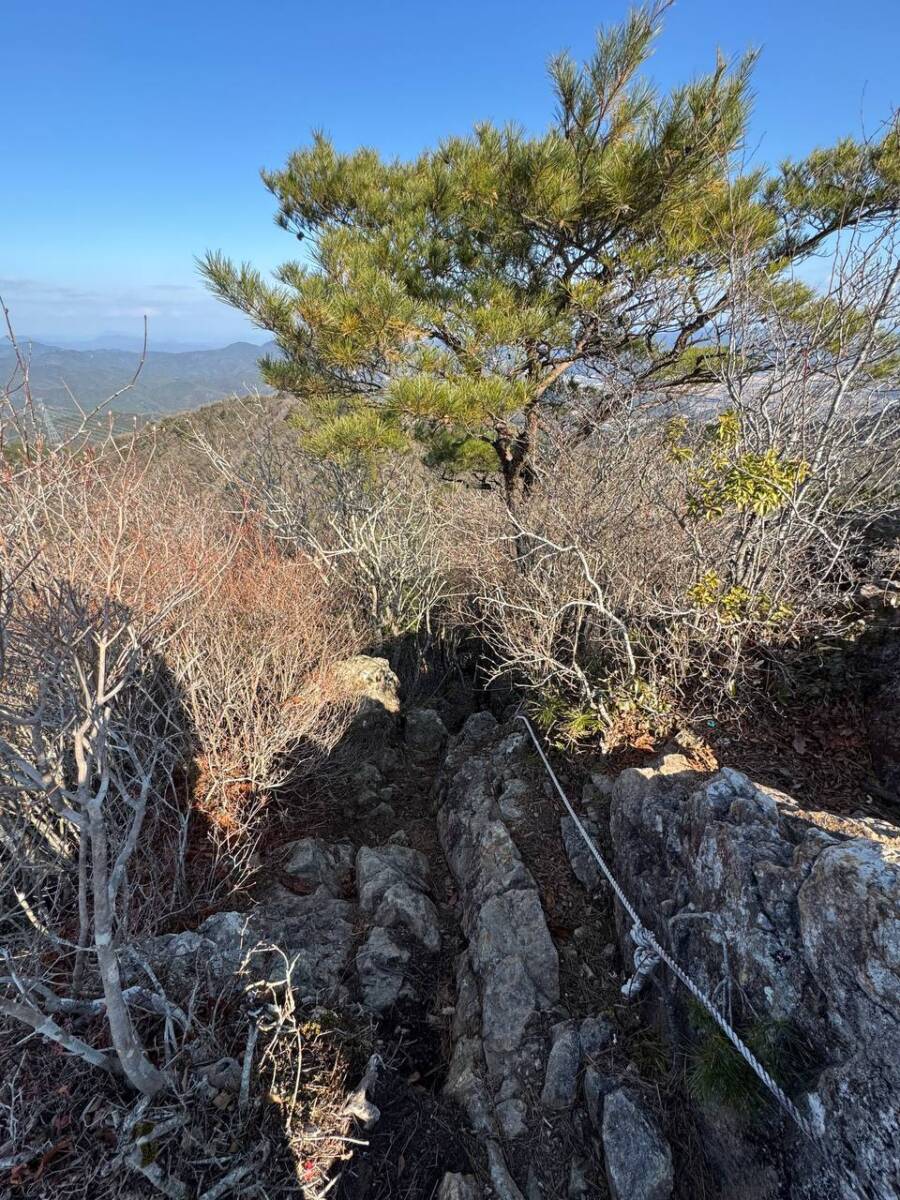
515,714,820,1140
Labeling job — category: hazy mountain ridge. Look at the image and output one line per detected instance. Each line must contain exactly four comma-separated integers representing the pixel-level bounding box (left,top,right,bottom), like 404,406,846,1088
0,338,277,417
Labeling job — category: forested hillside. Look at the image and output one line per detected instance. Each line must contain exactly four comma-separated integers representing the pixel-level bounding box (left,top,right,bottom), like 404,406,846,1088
0,338,275,427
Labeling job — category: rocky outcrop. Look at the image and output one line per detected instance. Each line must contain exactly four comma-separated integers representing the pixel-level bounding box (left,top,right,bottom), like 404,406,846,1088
139,837,358,1005
356,844,441,1012
281,836,354,895
609,754,900,1199
332,655,403,770
438,714,560,1146
332,654,401,719
435,714,642,1196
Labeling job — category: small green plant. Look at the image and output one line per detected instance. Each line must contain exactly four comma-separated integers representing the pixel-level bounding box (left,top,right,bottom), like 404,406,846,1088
668,410,811,521
687,447,810,520
559,703,607,743
686,1003,798,1118
531,689,568,732
531,674,670,750
687,569,794,625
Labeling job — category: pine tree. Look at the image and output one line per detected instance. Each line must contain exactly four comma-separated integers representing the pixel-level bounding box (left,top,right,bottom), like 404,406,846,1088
201,4,899,503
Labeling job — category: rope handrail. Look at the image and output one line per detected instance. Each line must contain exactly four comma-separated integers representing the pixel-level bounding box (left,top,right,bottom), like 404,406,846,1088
517,713,880,1197
515,714,818,1137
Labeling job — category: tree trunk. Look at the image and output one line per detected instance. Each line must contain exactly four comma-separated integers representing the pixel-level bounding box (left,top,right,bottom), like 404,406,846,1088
497,406,541,564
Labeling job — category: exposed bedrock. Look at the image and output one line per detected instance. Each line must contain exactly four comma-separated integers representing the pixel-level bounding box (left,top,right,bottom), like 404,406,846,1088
355,843,441,1012
436,713,660,1196
609,751,900,1200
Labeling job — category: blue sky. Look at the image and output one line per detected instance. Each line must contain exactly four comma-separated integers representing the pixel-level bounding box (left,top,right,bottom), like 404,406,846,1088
3,0,898,346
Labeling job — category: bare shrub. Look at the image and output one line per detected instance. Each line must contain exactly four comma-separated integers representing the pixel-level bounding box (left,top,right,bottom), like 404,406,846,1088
0,308,362,1103
0,575,186,1095
465,219,900,739
191,403,454,648
0,306,205,1094
163,525,360,892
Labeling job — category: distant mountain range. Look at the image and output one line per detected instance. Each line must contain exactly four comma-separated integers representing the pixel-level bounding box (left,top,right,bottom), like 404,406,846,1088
25,332,273,353
0,338,277,420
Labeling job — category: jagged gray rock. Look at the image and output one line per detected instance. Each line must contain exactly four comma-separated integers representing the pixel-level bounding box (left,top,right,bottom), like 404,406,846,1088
560,813,604,893
487,1141,526,1200
133,927,228,995
405,707,448,758
541,1021,582,1110
490,730,530,778
582,1066,615,1129
498,779,529,823
457,710,498,746
601,1089,673,1200
356,845,430,911
610,754,900,1199
348,762,384,812
438,720,560,1145
356,925,412,1011
139,880,357,1005
280,837,354,896
444,1034,495,1135
437,1173,483,1200
374,885,440,951
355,844,440,1012
438,715,614,1193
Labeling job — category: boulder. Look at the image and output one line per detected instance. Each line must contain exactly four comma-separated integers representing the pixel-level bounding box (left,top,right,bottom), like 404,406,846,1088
374,884,441,952
601,1089,673,1200
356,845,430,912
455,710,498,748
405,707,448,759
139,886,357,1006
280,837,354,896
541,1021,582,1110
356,926,412,1012
332,655,401,742
333,654,400,712
132,927,229,996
